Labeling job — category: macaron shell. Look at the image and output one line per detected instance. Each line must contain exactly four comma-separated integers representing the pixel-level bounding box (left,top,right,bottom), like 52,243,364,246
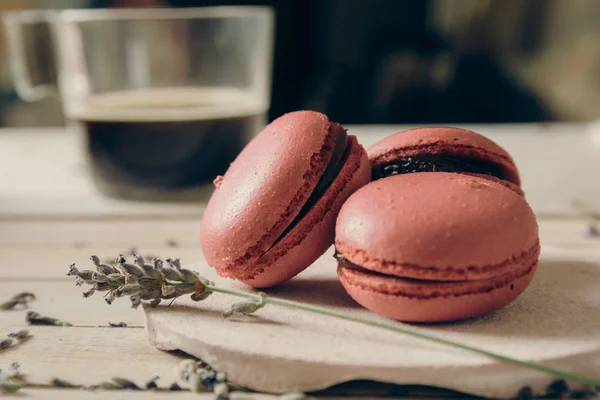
461,173,524,197
335,173,539,281
367,127,520,185
338,259,538,322
200,111,335,270
228,135,371,288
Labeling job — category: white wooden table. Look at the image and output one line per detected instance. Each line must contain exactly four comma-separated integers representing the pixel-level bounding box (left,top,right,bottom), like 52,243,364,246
1,124,599,399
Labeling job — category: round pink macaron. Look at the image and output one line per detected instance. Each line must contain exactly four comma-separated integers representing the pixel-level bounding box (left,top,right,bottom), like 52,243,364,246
200,111,371,288
368,126,521,186
335,172,539,322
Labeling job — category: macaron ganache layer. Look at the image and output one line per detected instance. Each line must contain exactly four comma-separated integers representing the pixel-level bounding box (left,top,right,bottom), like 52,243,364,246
200,111,370,287
368,127,520,185
334,172,540,322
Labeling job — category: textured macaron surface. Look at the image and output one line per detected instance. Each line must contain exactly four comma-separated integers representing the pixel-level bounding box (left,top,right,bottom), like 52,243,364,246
200,111,338,271
335,172,539,281
367,127,520,185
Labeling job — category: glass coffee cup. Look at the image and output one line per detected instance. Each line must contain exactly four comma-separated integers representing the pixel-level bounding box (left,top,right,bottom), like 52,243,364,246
3,7,274,201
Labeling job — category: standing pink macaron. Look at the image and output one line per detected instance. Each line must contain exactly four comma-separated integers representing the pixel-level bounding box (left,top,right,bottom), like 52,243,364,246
200,111,371,288
335,172,540,322
368,126,521,187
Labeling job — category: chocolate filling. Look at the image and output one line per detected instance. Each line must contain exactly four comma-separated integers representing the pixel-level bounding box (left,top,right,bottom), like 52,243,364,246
268,126,350,249
335,251,442,283
372,155,508,181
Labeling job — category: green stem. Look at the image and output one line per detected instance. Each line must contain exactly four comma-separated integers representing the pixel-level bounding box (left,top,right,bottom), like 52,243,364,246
208,285,600,387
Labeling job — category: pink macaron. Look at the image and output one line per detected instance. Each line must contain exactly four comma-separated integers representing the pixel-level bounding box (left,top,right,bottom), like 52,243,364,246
335,172,540,322
368,126,521,186
200,111,371,288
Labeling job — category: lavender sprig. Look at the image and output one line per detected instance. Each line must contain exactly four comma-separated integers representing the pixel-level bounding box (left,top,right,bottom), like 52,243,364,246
69,254,600,389
68,255,212,309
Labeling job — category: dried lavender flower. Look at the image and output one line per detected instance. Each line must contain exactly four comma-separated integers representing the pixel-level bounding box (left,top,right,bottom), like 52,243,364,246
158,266,184,282
166,258,181,270
169,382,182,391
50,377,78,388
97,381,122,390
111,377,140,390
0,292,36,310
515,386,533,400
91,255,119,275
108,322,127,328
26,311,72,326
0,338,13,350
117,256,145,278
546,379,569,398
223,298,265,319
114,284,141,298
587,224,599,238
8,330,31,341
145,375,159,390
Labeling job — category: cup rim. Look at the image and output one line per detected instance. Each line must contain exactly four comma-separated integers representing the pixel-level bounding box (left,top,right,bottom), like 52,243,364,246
2,6,273,23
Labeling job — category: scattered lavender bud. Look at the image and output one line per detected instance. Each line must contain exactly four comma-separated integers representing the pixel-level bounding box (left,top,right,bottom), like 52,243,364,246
26,311,71,326
111,377,140,390
586,224,599,238
223,300,265,319
97,381,121,390
0,338,14,350
166,239,179,248
569,387,597,399
145,375,159,390
169,382,182,391
108,322,127,328
546,379,569,398
515,386,533,400
0,292,36,310
50,377,78,388
8,330,31,341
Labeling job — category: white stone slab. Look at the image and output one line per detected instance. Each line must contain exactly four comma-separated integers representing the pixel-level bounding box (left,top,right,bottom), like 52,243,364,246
144,245,600,398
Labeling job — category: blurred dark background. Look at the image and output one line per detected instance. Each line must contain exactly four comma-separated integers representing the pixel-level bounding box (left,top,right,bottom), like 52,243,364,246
2,0,600,126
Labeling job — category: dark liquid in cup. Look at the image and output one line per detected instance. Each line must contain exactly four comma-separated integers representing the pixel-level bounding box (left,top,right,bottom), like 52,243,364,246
69,89,266,199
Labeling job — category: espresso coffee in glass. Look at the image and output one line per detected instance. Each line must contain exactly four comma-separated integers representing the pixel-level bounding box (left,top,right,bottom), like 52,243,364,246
3,8,274,200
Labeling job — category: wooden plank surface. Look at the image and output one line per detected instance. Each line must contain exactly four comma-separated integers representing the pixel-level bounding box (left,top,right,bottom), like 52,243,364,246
1,123,599,398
